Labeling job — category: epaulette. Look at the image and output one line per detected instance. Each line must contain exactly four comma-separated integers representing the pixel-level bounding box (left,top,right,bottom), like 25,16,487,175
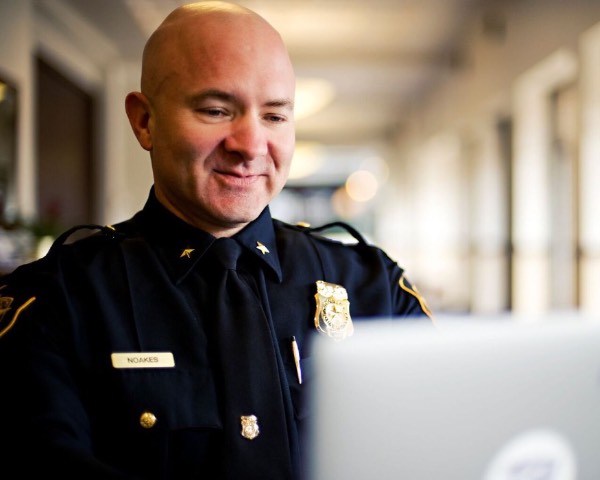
292,220,369,246
46,223,124,257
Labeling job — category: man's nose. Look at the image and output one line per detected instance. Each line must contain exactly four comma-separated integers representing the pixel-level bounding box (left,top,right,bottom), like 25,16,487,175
224,115,269,160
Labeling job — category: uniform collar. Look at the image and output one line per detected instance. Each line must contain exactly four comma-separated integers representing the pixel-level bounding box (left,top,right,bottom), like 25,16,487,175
134,190,283,284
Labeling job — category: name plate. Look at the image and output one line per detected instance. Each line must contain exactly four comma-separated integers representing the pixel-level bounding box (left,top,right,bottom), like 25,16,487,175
111,352,175,369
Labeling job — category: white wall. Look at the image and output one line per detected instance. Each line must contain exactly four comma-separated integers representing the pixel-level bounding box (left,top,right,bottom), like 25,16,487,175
34,0,153,225
408,0,600,135
0,0,153,227
103,60,154,224
0,0,36,220
390,0,600,314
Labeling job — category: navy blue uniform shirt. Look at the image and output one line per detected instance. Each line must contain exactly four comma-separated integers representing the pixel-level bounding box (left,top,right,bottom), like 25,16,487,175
0,189,431,479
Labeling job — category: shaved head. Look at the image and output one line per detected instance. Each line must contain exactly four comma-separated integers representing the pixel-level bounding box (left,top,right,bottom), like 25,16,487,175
141,2,291,99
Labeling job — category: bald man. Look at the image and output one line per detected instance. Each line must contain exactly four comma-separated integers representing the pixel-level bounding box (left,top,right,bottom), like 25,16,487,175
126,2,296,237
0,2,431,479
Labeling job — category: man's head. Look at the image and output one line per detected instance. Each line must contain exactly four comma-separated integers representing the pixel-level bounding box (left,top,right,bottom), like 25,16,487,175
125,1,296,237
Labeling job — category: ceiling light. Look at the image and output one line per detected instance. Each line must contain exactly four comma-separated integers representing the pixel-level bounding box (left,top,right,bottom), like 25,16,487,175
295,77,335,120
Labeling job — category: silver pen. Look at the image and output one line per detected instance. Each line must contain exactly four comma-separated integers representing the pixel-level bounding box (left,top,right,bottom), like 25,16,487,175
291,336,302,384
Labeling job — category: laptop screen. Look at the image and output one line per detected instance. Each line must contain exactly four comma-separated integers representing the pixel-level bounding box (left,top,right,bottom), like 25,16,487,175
306,314,600,480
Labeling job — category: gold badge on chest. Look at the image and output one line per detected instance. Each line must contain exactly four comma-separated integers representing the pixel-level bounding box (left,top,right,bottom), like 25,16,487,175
314,280,353,341
240,415,260,440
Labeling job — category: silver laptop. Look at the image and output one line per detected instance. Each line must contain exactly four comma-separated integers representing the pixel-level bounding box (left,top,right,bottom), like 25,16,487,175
306,314,600,480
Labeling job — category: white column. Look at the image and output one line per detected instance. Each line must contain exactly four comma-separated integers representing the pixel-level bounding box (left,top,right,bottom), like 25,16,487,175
512,49,577,313
411,132,470,312
579,21,600,314
470,119,510,313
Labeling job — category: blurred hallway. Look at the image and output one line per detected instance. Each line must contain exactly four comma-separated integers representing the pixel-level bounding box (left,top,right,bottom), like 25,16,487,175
2,0,600,315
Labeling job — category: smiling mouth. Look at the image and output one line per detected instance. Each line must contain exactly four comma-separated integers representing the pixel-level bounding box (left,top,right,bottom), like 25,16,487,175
215,170,264,186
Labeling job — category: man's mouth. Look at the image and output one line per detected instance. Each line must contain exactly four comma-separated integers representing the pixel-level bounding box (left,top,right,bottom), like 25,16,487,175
215,169,263,187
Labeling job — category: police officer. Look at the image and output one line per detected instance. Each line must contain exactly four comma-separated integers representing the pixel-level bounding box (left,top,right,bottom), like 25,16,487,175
0,2,432,479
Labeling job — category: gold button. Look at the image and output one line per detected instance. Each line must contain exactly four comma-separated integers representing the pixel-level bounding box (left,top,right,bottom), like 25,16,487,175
296,221,311,228
139,411,157,429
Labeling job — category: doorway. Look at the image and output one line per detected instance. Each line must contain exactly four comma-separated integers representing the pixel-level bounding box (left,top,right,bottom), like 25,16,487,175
35,57,95,236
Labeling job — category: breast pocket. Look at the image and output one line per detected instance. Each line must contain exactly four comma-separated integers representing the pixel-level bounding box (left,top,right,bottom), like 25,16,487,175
113,367,221,431
86,366,223,478
285,354,314,421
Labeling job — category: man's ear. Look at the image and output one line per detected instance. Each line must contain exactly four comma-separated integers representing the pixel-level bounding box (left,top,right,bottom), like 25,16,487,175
125,91,153,151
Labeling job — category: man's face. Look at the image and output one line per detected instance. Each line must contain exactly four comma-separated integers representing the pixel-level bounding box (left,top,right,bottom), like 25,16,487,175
144,16,296,235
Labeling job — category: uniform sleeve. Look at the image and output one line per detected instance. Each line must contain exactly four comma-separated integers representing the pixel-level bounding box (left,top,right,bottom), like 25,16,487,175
381,249,433,320
394,268,433,319
0,263,139,479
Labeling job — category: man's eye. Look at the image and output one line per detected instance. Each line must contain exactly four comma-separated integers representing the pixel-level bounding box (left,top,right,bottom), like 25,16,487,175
265,114,287,123
201,108,228,117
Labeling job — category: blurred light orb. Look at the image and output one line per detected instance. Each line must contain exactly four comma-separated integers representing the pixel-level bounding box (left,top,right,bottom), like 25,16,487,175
345,170,379,202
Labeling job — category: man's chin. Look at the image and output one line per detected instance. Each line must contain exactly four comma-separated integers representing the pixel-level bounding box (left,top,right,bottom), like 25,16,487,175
216,204,265,227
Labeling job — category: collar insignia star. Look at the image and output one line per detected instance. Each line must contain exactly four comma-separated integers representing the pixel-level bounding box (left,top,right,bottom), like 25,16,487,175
180,248,195,258
256,241,269,255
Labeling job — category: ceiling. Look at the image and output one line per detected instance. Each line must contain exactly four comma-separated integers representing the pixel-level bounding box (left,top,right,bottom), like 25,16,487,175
56,0,499,145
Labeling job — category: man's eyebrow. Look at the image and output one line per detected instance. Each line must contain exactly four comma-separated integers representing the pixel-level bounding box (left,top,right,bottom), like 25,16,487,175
265,98,294,110
188,89,234,103
188,89,294,110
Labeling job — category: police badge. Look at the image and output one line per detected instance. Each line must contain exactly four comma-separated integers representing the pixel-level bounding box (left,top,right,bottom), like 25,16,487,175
314,280,353,341
240,415,260,440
